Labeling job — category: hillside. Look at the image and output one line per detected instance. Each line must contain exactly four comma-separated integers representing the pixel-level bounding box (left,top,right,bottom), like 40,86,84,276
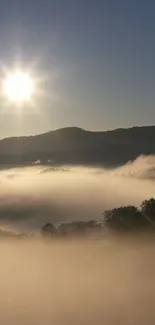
0,126,155,167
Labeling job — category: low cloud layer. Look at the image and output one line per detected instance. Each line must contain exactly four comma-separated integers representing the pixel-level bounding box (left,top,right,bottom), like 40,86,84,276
0,237,155,325
0,155,155,231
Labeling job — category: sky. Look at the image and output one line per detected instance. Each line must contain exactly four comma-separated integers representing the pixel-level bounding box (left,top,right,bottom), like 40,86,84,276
0,0,155,137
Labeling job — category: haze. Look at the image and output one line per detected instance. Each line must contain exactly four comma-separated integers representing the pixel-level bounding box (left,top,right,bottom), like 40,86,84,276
0,155,154,231
0,236,154,325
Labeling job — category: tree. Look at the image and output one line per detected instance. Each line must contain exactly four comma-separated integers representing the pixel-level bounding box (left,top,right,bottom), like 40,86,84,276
103,205,147,232
58,222,75,236
141,198,155,226
41,223,57,237
58,221,89,236
50,221,103,237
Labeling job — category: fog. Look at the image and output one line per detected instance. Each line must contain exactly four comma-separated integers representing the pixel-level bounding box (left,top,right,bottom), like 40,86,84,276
0,237,155,324
0,155,155,231
0,156,155,324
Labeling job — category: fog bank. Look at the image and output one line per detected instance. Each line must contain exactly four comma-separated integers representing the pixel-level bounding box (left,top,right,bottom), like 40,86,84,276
0,237,155,324
0,155,155,231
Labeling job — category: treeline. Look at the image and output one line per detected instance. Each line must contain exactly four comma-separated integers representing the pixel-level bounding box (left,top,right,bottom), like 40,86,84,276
41,220,104,238
41,198,155,237
0,198,154,238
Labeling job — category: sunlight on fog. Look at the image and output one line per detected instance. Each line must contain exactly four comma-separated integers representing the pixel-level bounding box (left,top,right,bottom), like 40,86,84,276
0,237,155,324
0,156,154,324
0,155,155,231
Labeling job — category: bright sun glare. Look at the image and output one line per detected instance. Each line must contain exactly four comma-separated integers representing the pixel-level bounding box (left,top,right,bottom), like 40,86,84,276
4,72,33,102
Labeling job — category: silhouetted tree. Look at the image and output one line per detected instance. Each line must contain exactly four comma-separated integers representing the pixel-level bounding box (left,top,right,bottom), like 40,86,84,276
41,198,155,237
58,221,90,236
58,222,75,236
41,223,57,237
41,220,104,237
103,206,147,232
141,198,155,226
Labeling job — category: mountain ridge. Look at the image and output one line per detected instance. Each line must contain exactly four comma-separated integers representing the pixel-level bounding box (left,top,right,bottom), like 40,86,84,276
2,125,155,141
0,125,155,167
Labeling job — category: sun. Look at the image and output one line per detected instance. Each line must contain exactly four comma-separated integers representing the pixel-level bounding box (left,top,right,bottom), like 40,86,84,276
3,71,33,102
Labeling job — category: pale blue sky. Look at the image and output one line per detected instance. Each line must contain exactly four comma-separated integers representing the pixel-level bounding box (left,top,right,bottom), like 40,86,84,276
0,0,155,137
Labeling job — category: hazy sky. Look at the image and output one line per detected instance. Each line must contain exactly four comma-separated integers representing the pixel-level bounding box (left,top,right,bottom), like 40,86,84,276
0,0,155,137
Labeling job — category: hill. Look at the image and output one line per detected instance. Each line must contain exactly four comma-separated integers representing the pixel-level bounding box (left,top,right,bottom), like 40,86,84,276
0,125,155,167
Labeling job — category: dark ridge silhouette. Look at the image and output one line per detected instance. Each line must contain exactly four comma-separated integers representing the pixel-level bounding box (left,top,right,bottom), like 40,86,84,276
0,125,155,166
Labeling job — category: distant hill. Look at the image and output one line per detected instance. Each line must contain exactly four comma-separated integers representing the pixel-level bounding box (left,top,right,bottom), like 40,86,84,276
0,126,155,167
